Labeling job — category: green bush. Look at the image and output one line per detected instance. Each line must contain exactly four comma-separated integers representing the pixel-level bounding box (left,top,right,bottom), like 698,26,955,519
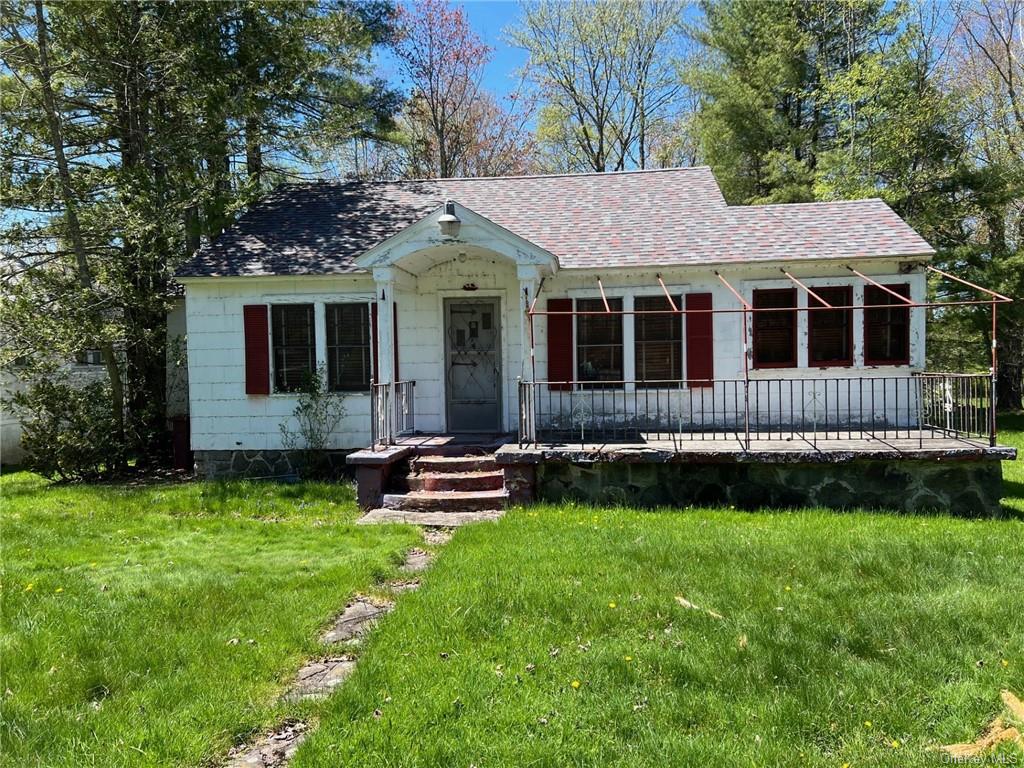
11,379,124,481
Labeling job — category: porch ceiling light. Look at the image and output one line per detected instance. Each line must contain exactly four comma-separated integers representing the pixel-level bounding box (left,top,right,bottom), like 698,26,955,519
438,199,460,238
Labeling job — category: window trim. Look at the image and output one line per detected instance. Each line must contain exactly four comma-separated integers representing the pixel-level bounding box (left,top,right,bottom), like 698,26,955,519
271,303,316,393
574,296,624,389
325,301,373,393
752,288,798,370
634,293,683,386
807,285,853,368
863,283,911,367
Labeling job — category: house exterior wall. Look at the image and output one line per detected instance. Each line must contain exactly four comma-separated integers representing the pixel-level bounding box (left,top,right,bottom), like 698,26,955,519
182,256,927,454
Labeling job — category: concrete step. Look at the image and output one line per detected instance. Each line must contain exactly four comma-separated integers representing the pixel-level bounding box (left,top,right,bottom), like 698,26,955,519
407,470,505,493
358,508,505,526
382,488,508,513
410,454,498,473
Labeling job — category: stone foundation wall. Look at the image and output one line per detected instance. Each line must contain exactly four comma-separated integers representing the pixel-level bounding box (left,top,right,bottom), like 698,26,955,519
536,459,1005,516
194,450,355,480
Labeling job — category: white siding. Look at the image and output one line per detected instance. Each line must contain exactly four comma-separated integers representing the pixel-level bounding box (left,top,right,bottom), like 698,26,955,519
183,256,928,451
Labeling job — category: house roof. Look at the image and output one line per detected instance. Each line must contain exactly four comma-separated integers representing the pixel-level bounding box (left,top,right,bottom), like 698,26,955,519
175,167,934,278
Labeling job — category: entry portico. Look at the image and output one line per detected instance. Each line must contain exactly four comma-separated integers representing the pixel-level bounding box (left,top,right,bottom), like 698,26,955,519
356,200,557,434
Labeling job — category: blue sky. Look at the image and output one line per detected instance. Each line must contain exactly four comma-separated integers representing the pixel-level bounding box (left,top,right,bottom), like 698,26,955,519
376,1,529,98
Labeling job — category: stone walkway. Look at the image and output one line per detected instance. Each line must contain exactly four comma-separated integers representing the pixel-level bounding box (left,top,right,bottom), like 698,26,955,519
223,532,448,767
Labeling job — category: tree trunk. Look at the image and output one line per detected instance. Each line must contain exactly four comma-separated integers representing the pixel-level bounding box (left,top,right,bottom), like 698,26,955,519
32,0,126,460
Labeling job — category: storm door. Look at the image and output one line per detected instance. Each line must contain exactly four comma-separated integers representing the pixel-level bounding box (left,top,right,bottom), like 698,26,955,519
444,299,501,432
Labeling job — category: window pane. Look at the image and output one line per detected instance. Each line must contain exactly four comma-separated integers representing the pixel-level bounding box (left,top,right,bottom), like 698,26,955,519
576,298,622,387
865,285,909,364
326,303,371,391
753,289,796,367
809,286,852,366
636,295,682,381
272,304,315,392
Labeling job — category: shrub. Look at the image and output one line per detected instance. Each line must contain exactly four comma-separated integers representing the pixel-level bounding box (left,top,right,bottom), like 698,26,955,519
11,379,124,481
279,365,346,479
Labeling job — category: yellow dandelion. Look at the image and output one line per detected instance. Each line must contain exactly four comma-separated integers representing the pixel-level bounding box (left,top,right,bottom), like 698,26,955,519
608,601,617,609
24,583,33,592
864,720,872,728
1002,659,1009,668
784,586,792,592
90,562,97,568
841,763,850,768
624,655,633,662
571,680,581,689
54,587,63,593
891,740,900,748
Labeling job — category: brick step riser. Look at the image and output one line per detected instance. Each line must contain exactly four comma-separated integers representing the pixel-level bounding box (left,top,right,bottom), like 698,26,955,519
382,493,508,513
410,457,499,473
407,473,505,493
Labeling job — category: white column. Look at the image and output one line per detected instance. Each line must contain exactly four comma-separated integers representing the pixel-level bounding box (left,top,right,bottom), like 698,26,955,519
517,265,541,380
373,268,396,384
622,293,636,390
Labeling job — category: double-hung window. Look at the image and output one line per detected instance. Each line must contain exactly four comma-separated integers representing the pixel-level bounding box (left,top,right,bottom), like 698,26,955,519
635,294,682,384
271,304,316,392
808,286,852,367
752,288,797,368
576,297,623,387
326,303,372,391
864,284,910,365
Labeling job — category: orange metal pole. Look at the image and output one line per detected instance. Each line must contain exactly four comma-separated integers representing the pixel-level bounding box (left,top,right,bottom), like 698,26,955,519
781,269,833,307
928,265,1013,302
597,276,611,313
845,266,915,304
656,274,679,312
714,270,752,309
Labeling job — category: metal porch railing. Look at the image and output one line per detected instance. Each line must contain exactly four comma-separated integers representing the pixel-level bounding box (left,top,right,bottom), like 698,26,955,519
370,379,416,448
517,371,997,450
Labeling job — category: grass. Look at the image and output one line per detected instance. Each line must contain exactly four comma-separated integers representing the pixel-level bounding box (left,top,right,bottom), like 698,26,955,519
291,420,1024,767
998,410,1024,516
2,418,1022,767
0,473,420,767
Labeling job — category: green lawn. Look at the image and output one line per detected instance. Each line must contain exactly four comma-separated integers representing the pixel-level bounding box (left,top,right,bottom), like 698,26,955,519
0,474,420,767
2,419,1022,767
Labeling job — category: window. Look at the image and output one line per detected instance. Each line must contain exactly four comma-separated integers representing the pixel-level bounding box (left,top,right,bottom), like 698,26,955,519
76,349,103,365
326,303,372,391
576,297,622,387
752,289,797,368
635,294,682,384
808,286,852,367
271,304,315,392
864,284,910,365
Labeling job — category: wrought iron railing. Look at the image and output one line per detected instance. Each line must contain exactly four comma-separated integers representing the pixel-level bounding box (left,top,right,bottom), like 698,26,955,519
370,379,416,448
517,372,996,449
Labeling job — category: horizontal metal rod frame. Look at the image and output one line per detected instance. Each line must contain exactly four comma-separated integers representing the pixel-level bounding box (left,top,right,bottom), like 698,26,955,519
525,372,981,386
528,297,1007,316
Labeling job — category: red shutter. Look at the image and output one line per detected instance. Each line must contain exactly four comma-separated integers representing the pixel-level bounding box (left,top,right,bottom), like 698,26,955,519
243,304,270,395
547,298,573,390
685,293,713,387
371,301,379,382
393,302,399,380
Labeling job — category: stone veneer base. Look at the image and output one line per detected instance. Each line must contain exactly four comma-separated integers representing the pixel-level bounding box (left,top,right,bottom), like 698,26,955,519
194,449,355,480
532,458,1006,516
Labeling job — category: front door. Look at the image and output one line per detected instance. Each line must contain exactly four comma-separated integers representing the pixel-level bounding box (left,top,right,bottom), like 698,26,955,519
445,299,501,432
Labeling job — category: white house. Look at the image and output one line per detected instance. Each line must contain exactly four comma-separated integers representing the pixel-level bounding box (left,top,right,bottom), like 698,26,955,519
175,166,1014,517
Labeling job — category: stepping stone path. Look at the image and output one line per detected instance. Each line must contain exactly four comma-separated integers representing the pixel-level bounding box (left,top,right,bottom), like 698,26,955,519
223,533,449,767
225,720,308,768
320,596,393,645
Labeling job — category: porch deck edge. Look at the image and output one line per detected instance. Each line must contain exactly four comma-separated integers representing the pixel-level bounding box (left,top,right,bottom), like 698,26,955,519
495,442,1017,465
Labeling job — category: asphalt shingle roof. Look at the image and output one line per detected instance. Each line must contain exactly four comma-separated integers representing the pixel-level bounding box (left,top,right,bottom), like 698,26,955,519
175,167,933,277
